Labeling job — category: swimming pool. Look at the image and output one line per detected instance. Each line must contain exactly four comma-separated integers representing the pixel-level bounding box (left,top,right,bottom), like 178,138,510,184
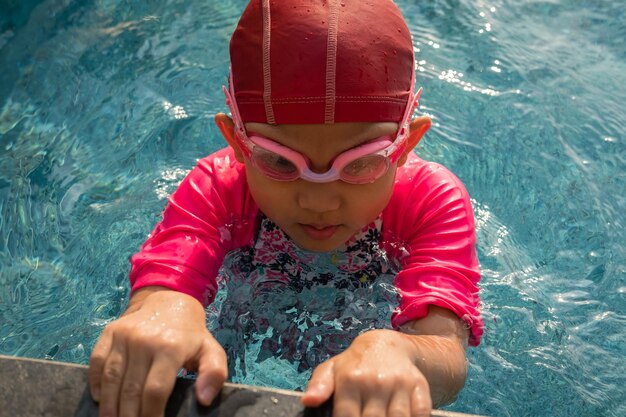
0,0,624,416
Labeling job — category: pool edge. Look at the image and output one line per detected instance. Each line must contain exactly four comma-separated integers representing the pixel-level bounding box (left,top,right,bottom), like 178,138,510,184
0,354,488,417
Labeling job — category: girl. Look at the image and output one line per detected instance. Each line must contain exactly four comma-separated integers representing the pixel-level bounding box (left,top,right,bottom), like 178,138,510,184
89,1,483,417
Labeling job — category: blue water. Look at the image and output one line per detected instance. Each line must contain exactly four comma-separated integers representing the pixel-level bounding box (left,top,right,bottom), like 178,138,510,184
0,1,624,416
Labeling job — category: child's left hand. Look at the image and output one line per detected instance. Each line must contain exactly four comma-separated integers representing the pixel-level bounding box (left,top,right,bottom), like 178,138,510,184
301,306,469,417
301,328,432,417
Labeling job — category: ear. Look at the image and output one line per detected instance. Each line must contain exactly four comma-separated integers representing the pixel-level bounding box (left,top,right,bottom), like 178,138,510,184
397,116,431,166
214,113,245,163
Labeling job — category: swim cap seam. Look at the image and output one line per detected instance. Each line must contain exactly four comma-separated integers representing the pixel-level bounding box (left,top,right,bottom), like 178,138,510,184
324,0,340,124
238,97,408,104
261,0,275,124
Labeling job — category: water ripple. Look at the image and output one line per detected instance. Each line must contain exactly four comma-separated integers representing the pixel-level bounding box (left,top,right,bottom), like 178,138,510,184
1,0,625,416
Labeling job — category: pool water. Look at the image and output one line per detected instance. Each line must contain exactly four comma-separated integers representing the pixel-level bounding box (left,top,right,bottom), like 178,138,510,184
0,0,624,416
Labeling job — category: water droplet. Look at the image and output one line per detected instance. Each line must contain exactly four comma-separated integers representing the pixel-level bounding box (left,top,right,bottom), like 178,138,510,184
218,227,232,242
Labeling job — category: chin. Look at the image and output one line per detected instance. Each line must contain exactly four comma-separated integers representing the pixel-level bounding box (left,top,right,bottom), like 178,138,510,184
292,235,345,253
283,224,354,253
300,242,341,253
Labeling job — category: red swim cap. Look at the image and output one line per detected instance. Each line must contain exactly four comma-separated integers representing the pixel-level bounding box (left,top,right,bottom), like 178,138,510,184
229,0,415,124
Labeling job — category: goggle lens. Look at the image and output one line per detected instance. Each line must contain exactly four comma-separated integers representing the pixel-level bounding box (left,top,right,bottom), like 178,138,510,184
251,143,391,184
340,155,389,184
251,147,300,180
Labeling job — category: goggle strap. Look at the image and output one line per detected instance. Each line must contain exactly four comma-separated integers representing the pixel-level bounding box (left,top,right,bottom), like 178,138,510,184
223,69,253,157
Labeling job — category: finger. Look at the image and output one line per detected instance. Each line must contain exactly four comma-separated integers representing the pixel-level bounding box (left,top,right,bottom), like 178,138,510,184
362,394,389,417
301,359,336,407
332,377,361,417
410,382,432,417
118,347,152,417
89,327,114,401
98,337,128,417
195,336,228,405
387,389,411,417
140,353,183,417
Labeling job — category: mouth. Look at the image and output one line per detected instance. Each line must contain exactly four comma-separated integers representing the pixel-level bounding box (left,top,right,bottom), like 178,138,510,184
299,223,340,240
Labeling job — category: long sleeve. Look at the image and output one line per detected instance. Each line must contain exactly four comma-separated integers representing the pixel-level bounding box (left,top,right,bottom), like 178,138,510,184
383,154,483,346
129,147,259,306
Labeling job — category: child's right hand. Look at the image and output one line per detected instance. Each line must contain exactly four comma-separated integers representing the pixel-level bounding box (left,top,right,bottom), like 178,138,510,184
89,287,227,417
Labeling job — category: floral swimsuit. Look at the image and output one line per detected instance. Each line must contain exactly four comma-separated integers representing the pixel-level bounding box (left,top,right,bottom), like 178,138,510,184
208,215,399,386
226,215,393,291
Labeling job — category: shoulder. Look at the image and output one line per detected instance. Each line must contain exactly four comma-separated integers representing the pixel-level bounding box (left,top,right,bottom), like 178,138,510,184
178,147,253,205
388,153,472,211
168,147,259,242
382,153,475,243
192,147,246,187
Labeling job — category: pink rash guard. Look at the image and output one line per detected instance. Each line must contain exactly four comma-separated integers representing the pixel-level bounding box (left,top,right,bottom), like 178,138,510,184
129,147,483,346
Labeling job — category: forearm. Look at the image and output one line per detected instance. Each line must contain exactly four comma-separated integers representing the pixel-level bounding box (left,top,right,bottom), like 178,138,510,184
123,286,207,323
401,332,467,407
124,285,169,311
398,306,470,407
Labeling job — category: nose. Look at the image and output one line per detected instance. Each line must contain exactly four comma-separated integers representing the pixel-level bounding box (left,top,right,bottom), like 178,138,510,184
297,181,342,213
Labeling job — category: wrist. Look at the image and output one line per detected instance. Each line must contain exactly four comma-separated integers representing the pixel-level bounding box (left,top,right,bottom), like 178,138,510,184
353,329,423,360
400,332,468,405
126,287,205,318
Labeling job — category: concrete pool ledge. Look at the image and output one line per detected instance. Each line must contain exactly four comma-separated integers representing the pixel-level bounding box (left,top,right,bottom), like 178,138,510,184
0,355,487,417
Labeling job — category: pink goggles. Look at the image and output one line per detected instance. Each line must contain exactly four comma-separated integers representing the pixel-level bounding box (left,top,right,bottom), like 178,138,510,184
223,75,421,184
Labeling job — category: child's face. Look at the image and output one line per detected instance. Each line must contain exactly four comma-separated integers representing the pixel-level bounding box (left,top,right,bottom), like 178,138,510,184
216,114,431,252
246,121,400,252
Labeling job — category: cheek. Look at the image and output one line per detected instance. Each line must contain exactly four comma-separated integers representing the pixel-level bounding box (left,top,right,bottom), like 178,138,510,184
345,169,396,221
245,165,293,216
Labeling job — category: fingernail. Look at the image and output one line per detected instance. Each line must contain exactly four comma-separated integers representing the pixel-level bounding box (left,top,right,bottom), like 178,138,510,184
199,386,218,404
91,387,100,401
